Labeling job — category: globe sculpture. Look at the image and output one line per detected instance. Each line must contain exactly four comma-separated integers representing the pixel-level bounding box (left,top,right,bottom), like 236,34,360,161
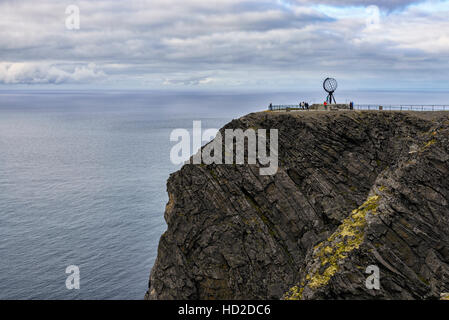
323,77,338,104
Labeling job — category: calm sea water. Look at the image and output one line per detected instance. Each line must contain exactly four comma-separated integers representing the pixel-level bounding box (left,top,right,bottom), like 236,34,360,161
0,89,447,300
0,90,269,300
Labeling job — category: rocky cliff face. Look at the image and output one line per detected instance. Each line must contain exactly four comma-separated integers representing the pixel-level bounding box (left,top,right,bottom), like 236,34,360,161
146,111,449,300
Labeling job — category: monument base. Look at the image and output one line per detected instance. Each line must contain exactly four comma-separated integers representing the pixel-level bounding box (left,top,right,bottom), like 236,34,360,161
310,104,350,111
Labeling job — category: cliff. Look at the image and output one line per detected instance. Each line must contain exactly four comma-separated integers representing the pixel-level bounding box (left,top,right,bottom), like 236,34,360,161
146,110,449,300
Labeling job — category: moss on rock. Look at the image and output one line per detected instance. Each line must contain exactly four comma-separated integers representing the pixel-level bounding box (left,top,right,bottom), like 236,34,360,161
284,195,380,300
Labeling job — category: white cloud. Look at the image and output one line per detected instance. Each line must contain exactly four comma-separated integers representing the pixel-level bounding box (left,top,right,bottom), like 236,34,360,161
290,0,422,9
163,76,216,86
0,62,105,84
0,0,448,89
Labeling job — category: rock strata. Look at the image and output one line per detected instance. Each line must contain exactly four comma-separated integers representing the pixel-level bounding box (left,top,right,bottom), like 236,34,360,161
146,111,449,300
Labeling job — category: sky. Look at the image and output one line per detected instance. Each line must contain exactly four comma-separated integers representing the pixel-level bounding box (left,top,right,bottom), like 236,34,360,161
0,0,449,91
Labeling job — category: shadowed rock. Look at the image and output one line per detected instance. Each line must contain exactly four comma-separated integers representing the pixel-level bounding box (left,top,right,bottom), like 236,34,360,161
146,111,449,300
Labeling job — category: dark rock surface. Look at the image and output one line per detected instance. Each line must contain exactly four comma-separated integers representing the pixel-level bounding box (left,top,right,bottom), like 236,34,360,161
146,111,449,300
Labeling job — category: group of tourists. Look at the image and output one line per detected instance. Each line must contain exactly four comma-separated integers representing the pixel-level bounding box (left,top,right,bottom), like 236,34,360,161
299,101,309,110
268,101,355,111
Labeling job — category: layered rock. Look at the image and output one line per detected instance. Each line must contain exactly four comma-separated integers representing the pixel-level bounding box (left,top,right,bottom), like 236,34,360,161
146,111,449,300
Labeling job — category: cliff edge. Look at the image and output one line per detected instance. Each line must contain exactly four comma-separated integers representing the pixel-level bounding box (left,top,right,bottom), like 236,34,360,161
146,111,449,300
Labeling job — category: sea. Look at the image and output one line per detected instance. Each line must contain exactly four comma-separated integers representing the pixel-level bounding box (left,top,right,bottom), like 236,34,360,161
0,89,447,299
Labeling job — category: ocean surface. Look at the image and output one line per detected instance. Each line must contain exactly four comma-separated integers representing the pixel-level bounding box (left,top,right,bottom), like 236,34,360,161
0,89,448,300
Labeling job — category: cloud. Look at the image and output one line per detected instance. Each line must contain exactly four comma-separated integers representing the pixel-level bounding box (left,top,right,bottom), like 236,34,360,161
0,0,448,89
163,76,216,86
0,62,105,84
290,0,424,10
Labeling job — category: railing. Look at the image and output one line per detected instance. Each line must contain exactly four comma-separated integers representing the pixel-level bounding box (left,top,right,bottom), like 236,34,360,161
355,105,449,111
268,104,449,112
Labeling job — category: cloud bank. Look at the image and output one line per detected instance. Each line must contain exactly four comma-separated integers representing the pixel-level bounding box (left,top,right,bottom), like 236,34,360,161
0,63,105,84
0,0,448,89
292,0,423,9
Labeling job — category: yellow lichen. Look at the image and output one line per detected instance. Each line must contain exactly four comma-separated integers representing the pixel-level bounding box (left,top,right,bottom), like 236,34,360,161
323,246,334,255
314,242,324,251
307,265,339,289
441,293,449,301
285,195,380,299
423,139,437,149
284,285,305,300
